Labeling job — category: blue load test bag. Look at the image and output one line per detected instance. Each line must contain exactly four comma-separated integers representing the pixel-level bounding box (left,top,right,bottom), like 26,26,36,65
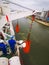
8,39,16,53
0,43,7,55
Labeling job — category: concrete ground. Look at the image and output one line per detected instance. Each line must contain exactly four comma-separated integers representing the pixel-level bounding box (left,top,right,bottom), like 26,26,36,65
12,17,49,65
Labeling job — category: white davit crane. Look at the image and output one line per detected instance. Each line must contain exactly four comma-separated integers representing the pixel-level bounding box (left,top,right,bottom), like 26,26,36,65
0,0,35,65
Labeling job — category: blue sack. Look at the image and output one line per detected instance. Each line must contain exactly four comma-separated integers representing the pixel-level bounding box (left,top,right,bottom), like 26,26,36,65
8,39,16,53
0,43,7,55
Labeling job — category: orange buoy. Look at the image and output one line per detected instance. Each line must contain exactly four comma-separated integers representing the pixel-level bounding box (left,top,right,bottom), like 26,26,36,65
6,15,9,22
23,40,31,53
32,15,35,21
15,22,20,33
